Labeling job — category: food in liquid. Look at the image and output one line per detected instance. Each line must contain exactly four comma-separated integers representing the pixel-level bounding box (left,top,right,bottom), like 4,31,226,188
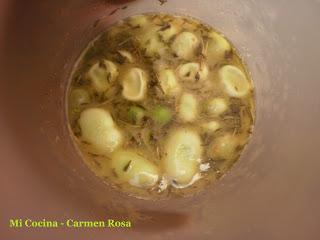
67,14,255,199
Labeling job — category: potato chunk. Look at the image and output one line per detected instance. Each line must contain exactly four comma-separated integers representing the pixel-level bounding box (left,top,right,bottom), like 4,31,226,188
118,50,135,63
159,23,181,42
177,62,209,82
206,31,231,63
163,129,203,184
171,32,199,60
219,65,251,98
207,98,228,116
112,150,159,188
144,36,167,57
78,108,122,154
210,134,239,160
178,93,198,122
87,60,119,93
121,68,148,101
158,69,181,96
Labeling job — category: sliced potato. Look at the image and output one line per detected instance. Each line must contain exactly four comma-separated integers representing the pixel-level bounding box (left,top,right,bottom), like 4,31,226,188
78,108,122,154
121,68,148,101
69,88,91,108
219,65,251,97
177,62,209,82
111,150,159,188
171,32,199,60
87,60,119,93
158,69,181,96
207,98,228,116
163,129,203,184
178,93,198,122
210,134,239,160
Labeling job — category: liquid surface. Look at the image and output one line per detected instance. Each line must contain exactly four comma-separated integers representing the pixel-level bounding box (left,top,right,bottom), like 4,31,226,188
67,14,255,199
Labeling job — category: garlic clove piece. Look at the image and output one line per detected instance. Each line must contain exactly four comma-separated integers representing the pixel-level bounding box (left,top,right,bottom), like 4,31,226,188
87,60,119,93
206,31,231,61
118,50,135,63
163,129,203,185
210,134,239,160
158,69,181,96
219,65,251,98
178,93,198,122
206,98,228,116
78,108,122,154
171,32,199,60
122,68,148,101
144,36,167,57
159,23,181,42
111,150,159,188
177,62,209,82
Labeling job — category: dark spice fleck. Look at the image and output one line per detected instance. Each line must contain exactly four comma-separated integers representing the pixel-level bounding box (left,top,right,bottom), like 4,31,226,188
81,140,90,145
159,23,171,31
225,49,233,60
195,72,200,81
99,60,106,69
75,76,89,86
185,71,191,77
172,179,178,185
123,160,132,172
88,152,101,157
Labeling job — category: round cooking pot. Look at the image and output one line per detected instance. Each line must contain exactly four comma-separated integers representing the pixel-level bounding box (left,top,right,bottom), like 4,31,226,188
1,0,320,239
